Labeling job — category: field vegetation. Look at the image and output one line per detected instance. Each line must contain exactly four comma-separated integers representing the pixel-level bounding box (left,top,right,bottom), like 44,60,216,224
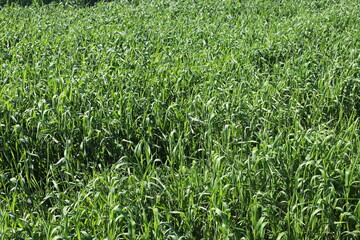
1,0,360,239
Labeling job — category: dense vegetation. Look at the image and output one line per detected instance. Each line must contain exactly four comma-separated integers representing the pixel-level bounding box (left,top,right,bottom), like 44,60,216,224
1,0,360,239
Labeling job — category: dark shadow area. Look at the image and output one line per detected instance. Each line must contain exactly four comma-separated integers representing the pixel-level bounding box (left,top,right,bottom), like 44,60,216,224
0,0,114,7
341,78,360,118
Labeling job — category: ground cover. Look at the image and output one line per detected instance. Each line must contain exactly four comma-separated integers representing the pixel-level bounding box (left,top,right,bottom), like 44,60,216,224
0,0,360,239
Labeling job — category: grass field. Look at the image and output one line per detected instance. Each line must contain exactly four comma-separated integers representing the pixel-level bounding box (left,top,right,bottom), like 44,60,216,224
1,0,360,239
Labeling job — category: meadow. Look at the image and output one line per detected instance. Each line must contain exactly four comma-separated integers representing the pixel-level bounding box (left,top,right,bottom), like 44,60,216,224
0,0,360,239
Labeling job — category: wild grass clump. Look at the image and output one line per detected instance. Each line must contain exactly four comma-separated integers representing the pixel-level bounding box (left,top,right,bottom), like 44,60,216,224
1,0,360,239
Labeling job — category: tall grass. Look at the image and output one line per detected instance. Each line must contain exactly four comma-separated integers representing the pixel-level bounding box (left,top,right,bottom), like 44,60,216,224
1,0,360,239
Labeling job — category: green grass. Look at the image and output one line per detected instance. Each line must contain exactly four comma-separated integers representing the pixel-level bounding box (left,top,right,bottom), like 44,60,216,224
1,0,360,239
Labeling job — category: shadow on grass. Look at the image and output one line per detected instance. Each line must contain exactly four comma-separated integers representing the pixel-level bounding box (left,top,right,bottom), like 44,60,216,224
0,0,116,7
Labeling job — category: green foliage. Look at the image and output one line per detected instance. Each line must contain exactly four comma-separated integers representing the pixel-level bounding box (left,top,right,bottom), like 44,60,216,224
1,0,360,239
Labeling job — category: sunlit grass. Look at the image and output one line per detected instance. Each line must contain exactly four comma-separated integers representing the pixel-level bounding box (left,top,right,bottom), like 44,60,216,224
1,0,360,239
